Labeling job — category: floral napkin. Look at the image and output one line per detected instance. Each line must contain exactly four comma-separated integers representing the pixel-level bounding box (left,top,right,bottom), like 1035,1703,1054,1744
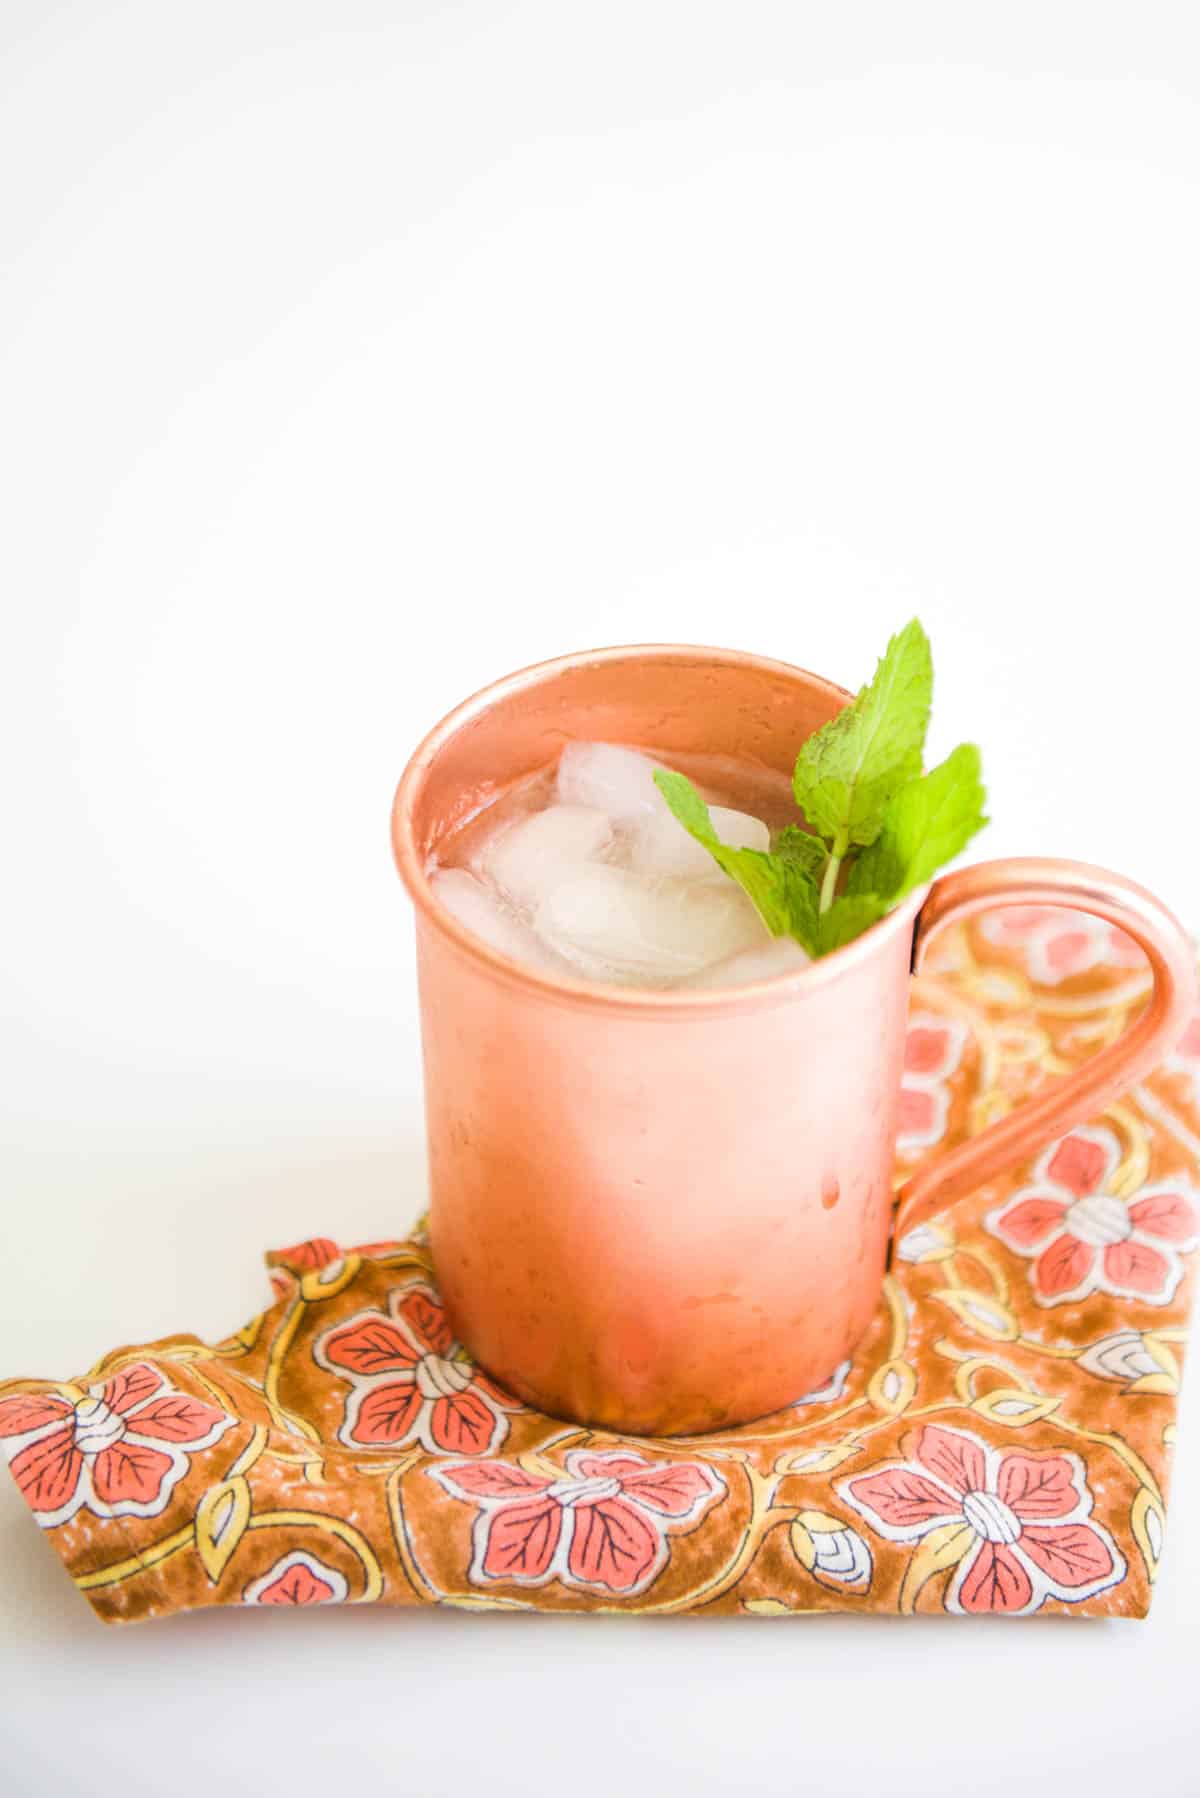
3,908,1196,1623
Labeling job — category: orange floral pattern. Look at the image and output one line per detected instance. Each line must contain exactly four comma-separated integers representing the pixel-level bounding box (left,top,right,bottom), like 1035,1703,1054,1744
432,1450,725,1596
0,1364,231,1528
896,1015,968,1157
986,1127,1198,1307
980,907,1145,985
1,909,1195,1623
244,1551,350,1606
314,1283,518,1456
838,1422,1124,1615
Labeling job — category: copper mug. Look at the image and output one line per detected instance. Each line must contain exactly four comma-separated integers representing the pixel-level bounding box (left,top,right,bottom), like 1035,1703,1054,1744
392,646,1196,1435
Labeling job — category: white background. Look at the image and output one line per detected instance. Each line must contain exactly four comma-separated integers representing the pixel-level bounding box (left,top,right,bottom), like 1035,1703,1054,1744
3,4,1199,1793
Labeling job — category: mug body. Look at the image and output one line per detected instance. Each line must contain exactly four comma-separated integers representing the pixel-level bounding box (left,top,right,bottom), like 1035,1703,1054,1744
393,647,924,1434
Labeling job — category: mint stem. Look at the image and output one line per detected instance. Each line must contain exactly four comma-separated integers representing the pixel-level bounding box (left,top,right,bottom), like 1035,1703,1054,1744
819,833,846,913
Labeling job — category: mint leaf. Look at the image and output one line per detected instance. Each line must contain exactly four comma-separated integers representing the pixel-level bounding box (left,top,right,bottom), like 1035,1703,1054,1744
652,625,988,963
653,769,821,953
651,767,713,840
848,743,987,902
772,824,827,880
714,846,818,947
817,894,889,955
780,865,820,956
792,618,933,851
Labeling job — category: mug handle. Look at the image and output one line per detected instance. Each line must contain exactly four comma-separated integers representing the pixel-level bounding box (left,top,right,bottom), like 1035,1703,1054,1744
892,857,1197,1243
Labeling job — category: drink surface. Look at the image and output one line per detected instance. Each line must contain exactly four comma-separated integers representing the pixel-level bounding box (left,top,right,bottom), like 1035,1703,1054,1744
431,743,813,989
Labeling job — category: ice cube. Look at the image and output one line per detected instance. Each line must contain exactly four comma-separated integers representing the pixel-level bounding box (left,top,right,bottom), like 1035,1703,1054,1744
685,934,812,989
629,804,770,881
556,742,664,820
481,803,612,907
533,864,768,982
430,869,562,971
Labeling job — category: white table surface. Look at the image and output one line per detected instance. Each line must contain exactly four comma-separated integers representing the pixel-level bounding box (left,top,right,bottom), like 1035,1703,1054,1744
3,6,1199,1793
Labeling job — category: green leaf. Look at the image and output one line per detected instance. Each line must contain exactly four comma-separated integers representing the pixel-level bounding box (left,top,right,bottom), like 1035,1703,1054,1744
650,768,714,840
792,618,933,849
653,770,821,954
713,844,815,945
772,824,827,880
651,626,987,965
817,893,889,954
779,863,821,955
848,743,987,903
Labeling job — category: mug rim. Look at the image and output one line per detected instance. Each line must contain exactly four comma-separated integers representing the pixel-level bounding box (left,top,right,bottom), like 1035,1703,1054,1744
391,643,929,1013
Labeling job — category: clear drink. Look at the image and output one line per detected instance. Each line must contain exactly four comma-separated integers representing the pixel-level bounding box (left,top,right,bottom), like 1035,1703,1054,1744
431,742,812,988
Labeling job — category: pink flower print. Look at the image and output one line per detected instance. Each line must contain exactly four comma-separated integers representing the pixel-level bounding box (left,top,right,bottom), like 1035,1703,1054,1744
0,1364,232,1528
896,1015,968,1158
432,1449,725,1597
838,1422,1125,1615
980,907,1143,986
243,1550,349,1606
273,1238,342,1272
314,1283,519,1457
985,1125,1199,1307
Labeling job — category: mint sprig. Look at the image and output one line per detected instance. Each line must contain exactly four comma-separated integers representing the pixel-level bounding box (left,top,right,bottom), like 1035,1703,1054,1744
651,771,820,944
847,742,987,904
652,619,987,959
